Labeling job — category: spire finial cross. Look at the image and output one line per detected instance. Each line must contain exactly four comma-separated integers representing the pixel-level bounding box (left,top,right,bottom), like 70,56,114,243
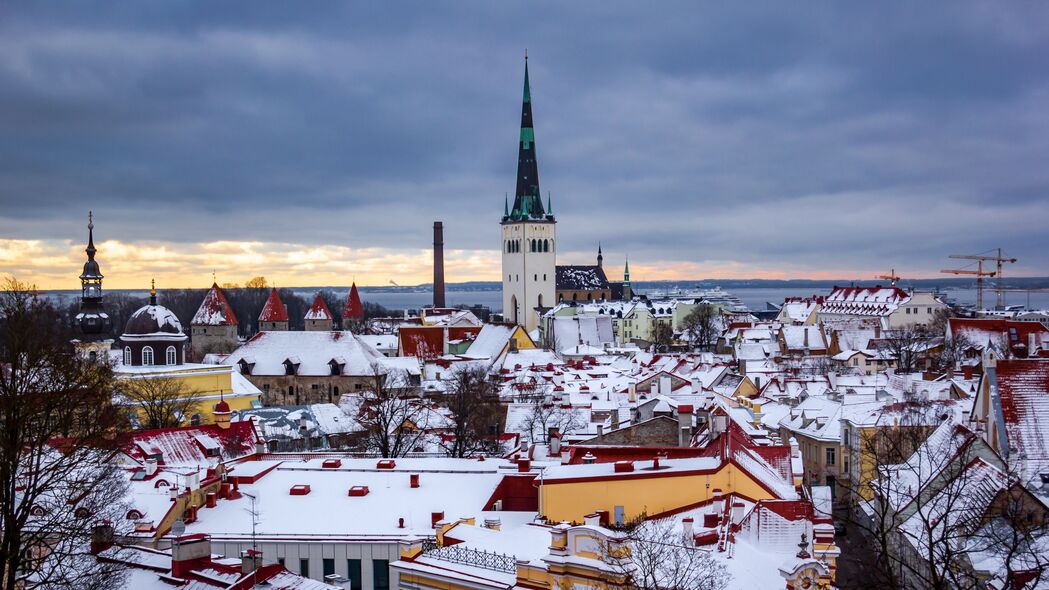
88,210,93,230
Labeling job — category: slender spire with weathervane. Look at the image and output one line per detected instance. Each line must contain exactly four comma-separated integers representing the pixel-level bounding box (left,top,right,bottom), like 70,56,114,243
75,211,111,339
505,52,550,222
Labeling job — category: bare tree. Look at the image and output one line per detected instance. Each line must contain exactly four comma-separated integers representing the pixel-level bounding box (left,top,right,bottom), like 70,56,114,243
652,322,674,353
117,376,201,429
838,401,1047,590
344,363,431,457
875,327,934,373
0,279,129,590
681,304,719,352
438,365,504,458
935,332,973,373
607,518,729,590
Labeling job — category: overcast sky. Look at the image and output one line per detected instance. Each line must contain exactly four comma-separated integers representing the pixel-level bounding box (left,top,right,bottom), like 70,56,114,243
1,2,1047,289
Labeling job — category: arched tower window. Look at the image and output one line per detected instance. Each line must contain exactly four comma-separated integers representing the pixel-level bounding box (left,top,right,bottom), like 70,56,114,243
543,239,549,252
141,346,154,366
123,346,131,365
165,346,176,365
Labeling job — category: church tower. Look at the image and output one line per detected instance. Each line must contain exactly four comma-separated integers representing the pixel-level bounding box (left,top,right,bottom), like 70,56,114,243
75,212,112,346
502,55,555,332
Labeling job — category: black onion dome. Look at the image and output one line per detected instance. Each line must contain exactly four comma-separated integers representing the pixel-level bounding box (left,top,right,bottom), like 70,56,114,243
123,304,185,336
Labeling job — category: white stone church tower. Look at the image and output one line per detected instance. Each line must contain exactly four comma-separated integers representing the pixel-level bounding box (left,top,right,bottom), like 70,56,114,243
502,56,555,332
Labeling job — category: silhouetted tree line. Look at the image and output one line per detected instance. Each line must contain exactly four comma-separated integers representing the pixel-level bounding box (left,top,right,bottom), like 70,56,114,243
63,282,390,340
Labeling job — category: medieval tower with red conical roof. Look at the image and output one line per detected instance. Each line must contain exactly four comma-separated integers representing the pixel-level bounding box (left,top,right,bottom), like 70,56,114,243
341,282,364,330
258,288,289,331
190,282,240,355
304,293,335,331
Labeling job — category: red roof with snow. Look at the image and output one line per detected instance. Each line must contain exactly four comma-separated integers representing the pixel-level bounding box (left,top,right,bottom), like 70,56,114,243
120,422,260,467
343,283,363,320
305,293,334,321
191,283,238,326
258,288,288,322
398,326,482,359
994,359,1049,463
950,318,1048,353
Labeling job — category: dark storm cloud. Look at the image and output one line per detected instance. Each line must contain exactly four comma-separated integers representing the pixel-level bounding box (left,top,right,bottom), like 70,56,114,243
1,1,1047,276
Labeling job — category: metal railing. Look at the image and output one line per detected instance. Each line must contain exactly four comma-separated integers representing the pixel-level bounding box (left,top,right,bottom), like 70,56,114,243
424,543,517,574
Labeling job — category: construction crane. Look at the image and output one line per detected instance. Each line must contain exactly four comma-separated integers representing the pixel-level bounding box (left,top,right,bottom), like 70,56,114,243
946,249,1017,310
875,269,901,287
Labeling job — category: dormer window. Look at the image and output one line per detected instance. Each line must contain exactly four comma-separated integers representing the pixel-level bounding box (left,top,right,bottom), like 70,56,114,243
238,358,254,375
329,358,345,376
283,356,300,376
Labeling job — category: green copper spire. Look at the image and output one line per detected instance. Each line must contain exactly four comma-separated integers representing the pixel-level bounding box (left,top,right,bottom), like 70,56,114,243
504,194,509,217
547,192,552,215
624,257,631,285
506,53,548,222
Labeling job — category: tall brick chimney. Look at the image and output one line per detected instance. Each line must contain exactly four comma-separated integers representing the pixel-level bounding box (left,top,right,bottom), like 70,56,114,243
433,221,445,308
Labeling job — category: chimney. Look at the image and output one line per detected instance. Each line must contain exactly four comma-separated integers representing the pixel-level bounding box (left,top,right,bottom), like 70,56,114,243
583,513,601,527
433,221,445,308
596,424,604,438
1029,333,1037,358
682,517,694,544
484,517,502,531
678,404,693,447
145,458,158,477
172,535,212,578
549,432,561,455
240,549,262,575
410,474,420,488
963,365,973,380
90,522,114,555
659,375,672,396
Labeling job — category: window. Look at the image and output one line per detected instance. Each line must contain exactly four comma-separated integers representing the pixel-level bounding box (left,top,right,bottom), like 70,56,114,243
825,447,836,466
142,346,154,366
123,347,132,365
534,274,537,281
323,558,335,577
166,346,176,365
347,559,362,590
373,559,390,590
278,558,285,566
355,383,362,390
189,414,201,426
300,558,310,577
288,385,294,397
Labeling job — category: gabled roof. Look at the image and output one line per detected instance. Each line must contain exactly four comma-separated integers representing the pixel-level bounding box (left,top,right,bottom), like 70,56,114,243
191,283,238,326
258,288,288,322
556,265,610,291
120,422,260,468
343,283,363,320
305,293,333,321
226,331,384,376
994,359,1049,472
949,318,1048,353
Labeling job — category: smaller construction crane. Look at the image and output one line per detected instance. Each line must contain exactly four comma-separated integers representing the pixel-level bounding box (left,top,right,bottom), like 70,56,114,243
875,269,901,287
941,260,996,310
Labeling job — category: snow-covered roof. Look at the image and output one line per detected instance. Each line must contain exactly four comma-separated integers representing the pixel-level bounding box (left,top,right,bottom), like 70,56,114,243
225,331,384,376
304,293,334,320
465,325,517,359
191,283,238,326
555,265,609,291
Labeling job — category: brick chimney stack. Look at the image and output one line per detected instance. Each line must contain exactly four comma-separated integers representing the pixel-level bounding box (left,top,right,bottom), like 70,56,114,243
433,221,445,308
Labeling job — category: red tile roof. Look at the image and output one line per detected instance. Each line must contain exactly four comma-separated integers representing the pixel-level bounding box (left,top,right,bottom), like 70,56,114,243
191,283,238,326
994,359,1049,463
950,318,1048,353
343,283,363,320
305,293,333,320
258,288,288,322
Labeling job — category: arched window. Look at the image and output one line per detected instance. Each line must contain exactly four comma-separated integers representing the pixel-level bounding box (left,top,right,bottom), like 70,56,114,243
123,347,131,365
543,239,549,252
189,414,201,426
165,346,177,365
333,386,340,396
141,346,154,366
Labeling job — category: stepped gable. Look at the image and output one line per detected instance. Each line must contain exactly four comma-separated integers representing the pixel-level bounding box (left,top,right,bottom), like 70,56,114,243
305,293,334,320
191,283,238,326
258,288,288,322
343,282,363,320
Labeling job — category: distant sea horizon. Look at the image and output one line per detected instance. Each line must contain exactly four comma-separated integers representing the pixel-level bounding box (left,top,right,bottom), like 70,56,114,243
41,276,1049,313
